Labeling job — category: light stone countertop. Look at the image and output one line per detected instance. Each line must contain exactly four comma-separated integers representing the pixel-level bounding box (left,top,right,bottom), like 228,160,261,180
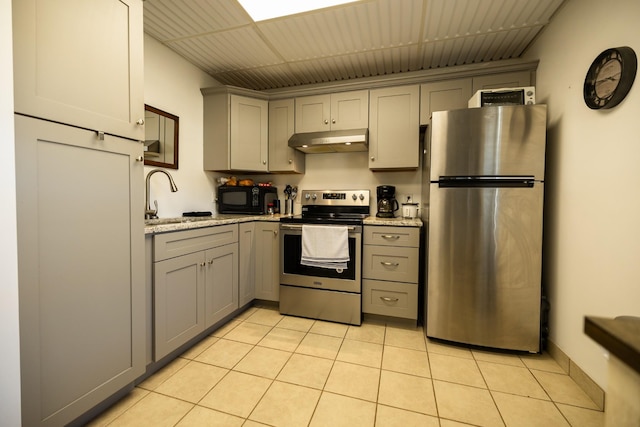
144,213,422,235
144,214,284,235
363,216,423,227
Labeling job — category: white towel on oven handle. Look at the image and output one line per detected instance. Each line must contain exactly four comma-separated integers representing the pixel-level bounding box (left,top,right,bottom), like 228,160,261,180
300,224,349,270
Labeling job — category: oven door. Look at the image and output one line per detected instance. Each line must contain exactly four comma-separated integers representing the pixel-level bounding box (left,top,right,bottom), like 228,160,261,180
280,224,361,293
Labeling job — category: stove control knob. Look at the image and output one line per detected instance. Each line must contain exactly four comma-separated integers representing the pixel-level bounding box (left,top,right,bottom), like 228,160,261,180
305,193,311,200
352,194,357,200
311,193,317,200
359,194,365,201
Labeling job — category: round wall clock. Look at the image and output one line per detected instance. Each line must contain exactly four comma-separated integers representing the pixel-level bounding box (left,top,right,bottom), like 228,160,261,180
583,46,637,109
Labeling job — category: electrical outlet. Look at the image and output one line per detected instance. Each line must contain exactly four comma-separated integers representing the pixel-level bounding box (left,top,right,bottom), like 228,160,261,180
405,194,413,203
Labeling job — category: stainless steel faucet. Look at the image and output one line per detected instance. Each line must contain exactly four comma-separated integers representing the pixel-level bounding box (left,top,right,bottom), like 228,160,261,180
145,169,178,219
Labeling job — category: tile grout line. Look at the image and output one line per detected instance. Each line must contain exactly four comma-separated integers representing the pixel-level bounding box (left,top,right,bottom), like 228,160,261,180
102,306,604,427
471,350,508,427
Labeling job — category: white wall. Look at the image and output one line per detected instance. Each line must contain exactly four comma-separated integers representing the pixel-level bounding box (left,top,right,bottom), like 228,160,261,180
145,33,423,217
144,35,223,217
524,0,640,389
0,0,22,424
252,152,423,215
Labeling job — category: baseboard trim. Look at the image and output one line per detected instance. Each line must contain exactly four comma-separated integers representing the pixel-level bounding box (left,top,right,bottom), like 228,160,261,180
547,339,605,410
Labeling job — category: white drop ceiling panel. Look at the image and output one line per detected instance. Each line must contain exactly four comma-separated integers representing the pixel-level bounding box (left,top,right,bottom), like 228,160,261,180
143,0,566,90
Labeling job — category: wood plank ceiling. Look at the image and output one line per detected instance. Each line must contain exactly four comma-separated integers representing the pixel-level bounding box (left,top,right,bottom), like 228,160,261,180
143,0,566,91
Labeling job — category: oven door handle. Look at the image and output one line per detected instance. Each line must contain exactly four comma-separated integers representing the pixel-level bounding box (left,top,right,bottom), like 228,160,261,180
280,224,358,231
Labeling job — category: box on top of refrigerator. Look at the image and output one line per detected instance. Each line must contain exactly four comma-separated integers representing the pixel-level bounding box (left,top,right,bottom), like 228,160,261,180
468,86,535,107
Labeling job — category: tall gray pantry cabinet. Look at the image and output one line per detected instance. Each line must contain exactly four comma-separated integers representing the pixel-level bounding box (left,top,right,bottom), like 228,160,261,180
12,1,146,426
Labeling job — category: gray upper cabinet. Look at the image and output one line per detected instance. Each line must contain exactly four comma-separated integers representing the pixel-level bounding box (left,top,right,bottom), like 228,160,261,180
12,0,144,141
420,78,473,125
471,70,533,93
295,90,369,133
15,115,145,427
13,1,145,425
202,87,269,172
420,71,534,125
268,98,305,173
369,85,420,170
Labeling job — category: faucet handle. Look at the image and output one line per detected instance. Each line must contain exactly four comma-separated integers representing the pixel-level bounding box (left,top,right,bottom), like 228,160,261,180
145,200,159,219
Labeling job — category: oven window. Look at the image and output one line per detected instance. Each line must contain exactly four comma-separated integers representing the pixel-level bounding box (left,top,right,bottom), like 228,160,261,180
283,233,357,280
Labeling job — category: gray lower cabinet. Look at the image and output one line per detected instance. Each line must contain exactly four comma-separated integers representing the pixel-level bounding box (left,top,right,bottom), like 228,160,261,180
15,115,145,427
255,222,280,301
154,251,205,360
205,243,240,326
239,222,280,302
362,226,420,320
239,222,256,306
153,225,238,360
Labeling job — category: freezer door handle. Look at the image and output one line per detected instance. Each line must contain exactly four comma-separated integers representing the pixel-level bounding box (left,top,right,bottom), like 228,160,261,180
437,176,536,188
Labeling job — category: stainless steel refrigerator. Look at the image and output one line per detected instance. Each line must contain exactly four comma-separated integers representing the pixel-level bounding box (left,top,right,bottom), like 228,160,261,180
425,105,547,352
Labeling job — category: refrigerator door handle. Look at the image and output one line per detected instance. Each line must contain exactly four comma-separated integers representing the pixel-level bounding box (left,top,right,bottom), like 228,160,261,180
437,176,536,188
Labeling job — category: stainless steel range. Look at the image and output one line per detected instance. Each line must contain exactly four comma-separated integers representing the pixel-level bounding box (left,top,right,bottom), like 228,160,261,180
279,189,370,325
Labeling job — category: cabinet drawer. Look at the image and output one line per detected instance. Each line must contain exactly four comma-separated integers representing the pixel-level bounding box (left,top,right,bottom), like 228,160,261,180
364,226,419,247
362,245,419,283
362,279,418,319
154,224,238,261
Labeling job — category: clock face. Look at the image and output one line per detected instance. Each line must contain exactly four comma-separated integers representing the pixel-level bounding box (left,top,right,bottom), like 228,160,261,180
584,47,637,110
594,54,621,99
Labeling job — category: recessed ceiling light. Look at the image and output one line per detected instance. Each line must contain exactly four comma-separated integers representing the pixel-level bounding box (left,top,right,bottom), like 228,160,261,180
238,0,359,22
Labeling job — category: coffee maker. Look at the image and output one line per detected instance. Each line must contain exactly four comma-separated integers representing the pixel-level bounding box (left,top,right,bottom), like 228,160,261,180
376,185,399,218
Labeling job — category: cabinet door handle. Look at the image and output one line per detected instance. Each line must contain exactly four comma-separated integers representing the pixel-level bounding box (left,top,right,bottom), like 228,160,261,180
135,156,144,162
380,261,399,267
208,259,214,265
332,118,336,124
381,235,400,240
370,156,375,161
323,119,329,125
273,230,278,236
380,296,399,303
136,118,145,125
199,262,206,267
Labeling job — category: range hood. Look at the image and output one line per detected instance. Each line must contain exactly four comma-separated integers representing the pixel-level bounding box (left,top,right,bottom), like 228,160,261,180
288,128,368,153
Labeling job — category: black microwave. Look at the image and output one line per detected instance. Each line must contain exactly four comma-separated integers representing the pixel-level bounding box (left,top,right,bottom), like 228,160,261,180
217,185,278,215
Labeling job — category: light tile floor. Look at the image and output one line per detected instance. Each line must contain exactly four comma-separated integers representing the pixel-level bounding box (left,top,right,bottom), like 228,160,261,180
88,306,605,427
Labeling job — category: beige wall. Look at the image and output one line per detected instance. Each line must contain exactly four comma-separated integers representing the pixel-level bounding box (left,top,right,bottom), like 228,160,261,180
524,0,640,389
252,153,423,215
0,0,22,424
145,33,424,216
144,34,222,217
